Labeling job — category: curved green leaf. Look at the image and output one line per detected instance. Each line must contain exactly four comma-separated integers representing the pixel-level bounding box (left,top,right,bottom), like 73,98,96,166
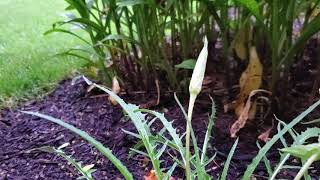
22,111,133,180
44,28,91,45
64,0,89,18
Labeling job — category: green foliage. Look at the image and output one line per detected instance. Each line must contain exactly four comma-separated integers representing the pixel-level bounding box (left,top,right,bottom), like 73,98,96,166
266,126,320,179
85,74,239,180
37,143,96,180
175,59,197,70
233,0,263,23
281,143,320,161
242,99,320,179
76,76,219,179
45,0,320,94
281,143,320,180
22,110,133,180
48,0,213,89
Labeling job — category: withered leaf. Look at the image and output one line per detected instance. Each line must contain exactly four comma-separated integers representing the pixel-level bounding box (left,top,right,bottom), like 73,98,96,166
230,89,270,137
235,46,263,117
258,127,273,143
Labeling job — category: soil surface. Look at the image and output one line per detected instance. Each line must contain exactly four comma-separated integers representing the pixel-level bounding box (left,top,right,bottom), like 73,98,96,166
0,77,319,180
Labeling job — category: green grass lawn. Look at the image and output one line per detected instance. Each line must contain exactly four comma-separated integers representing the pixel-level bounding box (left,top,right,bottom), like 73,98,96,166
0,0,86,107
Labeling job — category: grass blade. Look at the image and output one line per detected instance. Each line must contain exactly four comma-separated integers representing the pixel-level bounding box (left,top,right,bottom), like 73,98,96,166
220,138,239,180
201,98,216,164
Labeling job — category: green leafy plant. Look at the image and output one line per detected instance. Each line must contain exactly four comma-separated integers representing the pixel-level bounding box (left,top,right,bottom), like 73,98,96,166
281,143,320,180
47,0,215,90
269,125,320,180
81,75,218,179
36,143,96,180
242,100,320,179
22,110,133,180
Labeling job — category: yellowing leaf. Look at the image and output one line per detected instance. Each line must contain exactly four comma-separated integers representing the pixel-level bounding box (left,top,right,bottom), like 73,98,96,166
108,76,121,105
235,46,263,117
234,27,249,60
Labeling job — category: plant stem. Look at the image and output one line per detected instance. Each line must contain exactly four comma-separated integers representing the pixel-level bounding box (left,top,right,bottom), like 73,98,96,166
294,153,319,180
186,94,196,180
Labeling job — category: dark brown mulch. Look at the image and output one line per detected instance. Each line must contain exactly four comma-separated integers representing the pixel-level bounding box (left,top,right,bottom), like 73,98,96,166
1,78,319,180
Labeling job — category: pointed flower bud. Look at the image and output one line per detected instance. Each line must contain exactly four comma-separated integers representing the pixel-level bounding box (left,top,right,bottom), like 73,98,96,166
189,36,208,97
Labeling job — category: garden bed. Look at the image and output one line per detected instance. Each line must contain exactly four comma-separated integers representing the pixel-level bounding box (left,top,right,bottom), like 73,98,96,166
1,77,319,179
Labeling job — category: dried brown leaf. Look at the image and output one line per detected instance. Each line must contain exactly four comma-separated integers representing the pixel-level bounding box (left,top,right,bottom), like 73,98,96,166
230,90,270,137
234,27,249,60
258,127,273,142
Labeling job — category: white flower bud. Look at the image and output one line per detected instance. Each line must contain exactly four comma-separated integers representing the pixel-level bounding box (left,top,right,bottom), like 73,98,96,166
189,37,208,96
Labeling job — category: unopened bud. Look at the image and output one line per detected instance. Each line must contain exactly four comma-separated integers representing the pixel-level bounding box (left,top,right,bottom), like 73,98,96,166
189,37,208,97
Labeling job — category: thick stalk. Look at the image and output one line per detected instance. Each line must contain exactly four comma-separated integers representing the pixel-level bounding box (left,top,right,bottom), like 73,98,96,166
185,95,196,180
294,153,319,180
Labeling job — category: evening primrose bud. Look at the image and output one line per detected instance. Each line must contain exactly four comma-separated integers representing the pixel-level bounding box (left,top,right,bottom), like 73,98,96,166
189,36,208,96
